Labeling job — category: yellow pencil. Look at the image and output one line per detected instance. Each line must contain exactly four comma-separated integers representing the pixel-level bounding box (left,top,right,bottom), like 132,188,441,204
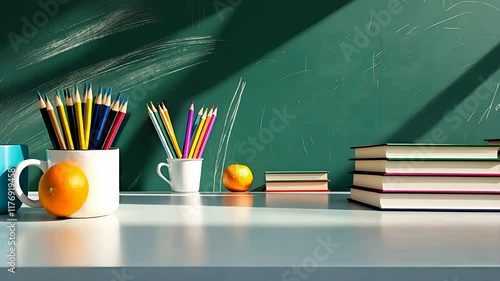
73,85,86,149
45,94,67,150
158,105,182,158
55,92,74,149
84,83,93,149
192,106,213,158
162,103,182,157
188,108,208,158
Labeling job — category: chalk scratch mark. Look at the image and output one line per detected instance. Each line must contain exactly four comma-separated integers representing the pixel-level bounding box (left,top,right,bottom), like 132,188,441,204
372,51,377,86
412,87,424,96
462,61,477,68
467,111,475,122
255,59,277,66
396,23,411,35
443,27,462,30
464,131,467,143
362,61,382,73
368,12,374,30
0,76,4,83
273,69,311,86
446,1,500,12
424,12,472,30
406,26,419,35
323,84,341,99
309,136,315,146
468,35,498,40
305,52,309,70
17,6,160,70
214,78,245,192
479,83,500,124
259,102,266,130
301,136,309,157
332,39,340,50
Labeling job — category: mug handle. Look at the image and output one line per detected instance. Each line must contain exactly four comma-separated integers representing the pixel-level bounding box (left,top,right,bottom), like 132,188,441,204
156,162,172,186
14,159,48,208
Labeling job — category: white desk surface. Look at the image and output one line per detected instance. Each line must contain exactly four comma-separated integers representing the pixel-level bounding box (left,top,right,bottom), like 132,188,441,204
1,192,500,281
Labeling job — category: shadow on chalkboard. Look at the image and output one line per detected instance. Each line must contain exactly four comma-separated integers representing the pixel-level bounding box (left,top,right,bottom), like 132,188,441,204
387,42,500,143
163,0,354,120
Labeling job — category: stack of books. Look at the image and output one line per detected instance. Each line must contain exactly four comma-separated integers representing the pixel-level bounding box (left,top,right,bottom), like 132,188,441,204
348,143,500,211
265,171,330,192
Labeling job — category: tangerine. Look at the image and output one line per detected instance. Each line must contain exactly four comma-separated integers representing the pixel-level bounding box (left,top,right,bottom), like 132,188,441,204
222,164,253,192
38,162,89,217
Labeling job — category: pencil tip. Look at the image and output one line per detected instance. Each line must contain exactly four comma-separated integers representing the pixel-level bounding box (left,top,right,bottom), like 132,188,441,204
124,97,129,103
115,93,121,100
75,84,78,91
37,91,42,99
44,93,49,100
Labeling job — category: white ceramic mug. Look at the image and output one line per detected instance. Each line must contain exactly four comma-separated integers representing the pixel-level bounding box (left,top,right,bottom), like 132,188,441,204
13,149,120,218
157,158,203,192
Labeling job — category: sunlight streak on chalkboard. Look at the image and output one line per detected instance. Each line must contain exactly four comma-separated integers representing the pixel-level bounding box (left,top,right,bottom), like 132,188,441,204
17,6,160,69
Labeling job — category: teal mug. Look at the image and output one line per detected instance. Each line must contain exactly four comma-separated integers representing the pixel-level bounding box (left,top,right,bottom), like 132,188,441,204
0,144,29,214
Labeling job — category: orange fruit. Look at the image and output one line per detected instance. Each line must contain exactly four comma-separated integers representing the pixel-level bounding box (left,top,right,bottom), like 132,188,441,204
38,162,89,217
222,164,253,192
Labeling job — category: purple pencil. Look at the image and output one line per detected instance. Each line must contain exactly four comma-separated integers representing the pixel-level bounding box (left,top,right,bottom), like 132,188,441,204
196,106,218,158
182,101,195,158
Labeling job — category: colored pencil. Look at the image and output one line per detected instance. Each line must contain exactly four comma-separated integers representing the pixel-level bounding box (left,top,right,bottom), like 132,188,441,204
55,91,74,150
84,83,93,149
89,87,103,148
93,93,111,149
99,96,120,149
196,106,217,158
151,101,176,158
190,105,204,142
162,102,181,149
182,101,195,158
158,104,182,158
146,103,173,158
188,108,208,158
192,106,213,158
65,90,79,150
73,85,86,149
37,92,60,149
45,94,67,150
103,97,128,150
82,84,87,124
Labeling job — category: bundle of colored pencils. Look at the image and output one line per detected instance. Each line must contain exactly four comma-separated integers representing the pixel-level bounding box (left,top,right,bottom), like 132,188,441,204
147,101,218,159
37,83,129,150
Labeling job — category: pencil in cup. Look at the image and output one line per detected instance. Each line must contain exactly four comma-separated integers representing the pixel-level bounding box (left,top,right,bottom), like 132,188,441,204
37,92,60,149
196,106,217,158
73,85,86,150
45,93,67,150
147,103,174,158
192,106,213,158
182,101,195,158
103,97,128,150
54,91,74,150
92,91,112,149
89,87,103,149
99,93,121,149
150,102,176,158
158,103,182,158
64,90,80,150
188,107,208,158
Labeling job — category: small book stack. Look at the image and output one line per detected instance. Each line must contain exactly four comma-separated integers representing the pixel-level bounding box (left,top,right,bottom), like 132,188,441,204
348,143,500,211
265,171,330,192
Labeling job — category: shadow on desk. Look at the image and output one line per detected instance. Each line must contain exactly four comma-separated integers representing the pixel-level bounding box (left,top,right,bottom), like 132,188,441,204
118,192,373,211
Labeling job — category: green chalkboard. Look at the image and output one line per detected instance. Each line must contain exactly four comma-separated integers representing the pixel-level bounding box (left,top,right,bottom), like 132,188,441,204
1,0,500,192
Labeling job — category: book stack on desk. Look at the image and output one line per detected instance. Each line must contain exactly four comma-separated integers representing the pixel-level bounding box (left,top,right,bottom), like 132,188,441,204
348,143,500,211
265,171,330,192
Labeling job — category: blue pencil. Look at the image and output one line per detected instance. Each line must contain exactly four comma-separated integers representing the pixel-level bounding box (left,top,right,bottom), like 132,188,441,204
93,90,112,148
89,87,103,149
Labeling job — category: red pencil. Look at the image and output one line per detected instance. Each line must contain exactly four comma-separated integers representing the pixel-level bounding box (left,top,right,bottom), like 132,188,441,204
103,97,128,150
